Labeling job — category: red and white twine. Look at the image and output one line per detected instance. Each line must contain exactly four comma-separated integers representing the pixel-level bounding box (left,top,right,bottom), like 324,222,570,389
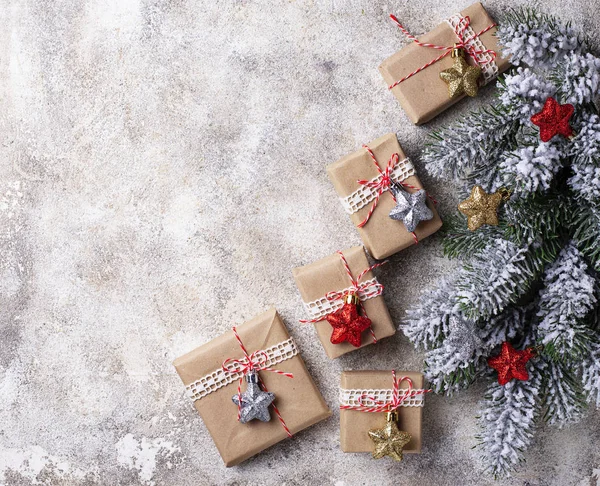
300,251,387,344
222,327,293,437
340,371,431,413
360,145,437,244
388,14,497,89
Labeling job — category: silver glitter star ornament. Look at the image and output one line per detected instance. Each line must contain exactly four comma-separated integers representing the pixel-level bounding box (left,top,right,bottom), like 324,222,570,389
232,370,275,423
447,314,485,361
389,184,433,232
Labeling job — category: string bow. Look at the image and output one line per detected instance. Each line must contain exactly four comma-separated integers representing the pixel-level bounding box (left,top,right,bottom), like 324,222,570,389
341,371,431,413
300,251,386,346
358,145,437,244
222,327,293,436
389,14,497,89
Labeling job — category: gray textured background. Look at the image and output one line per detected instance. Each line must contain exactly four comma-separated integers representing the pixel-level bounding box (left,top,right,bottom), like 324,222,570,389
0,0,599,485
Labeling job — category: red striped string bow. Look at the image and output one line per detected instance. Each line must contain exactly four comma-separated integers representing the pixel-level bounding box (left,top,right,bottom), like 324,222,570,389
340,371,431,413
300,250,387,344
359,145,437,244
222,327,293,437
388,14,497,89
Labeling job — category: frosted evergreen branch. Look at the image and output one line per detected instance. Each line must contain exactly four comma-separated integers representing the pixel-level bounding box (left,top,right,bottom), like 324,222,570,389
569,112,600,205
423,315,489,394
480,306,533,349
573,206,600,271
457,239,537,319
497,8,583,69
441,213,504,259
500,139,565,196
543,358,586,426
499,67,556,122
402,275,461,350
555,53,600,106
422,105,518,182
582,341,600,407
477,360,545,477
537,244,597,361
504,192,572,249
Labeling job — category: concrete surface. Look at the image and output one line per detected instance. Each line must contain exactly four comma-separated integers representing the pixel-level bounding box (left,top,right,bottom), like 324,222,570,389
0,0,599,485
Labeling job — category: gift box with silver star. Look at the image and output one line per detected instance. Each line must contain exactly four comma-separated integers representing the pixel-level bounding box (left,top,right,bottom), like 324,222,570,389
173,308,331,467
327,133,442,259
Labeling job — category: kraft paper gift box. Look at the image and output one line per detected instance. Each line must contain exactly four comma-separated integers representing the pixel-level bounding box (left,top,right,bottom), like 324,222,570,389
339,370,425,454
292,246,395,359
173,308,331,467
327,133,442,260
379,2,511,125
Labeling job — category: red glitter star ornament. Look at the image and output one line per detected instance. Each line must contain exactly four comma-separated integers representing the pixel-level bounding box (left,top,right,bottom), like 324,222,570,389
487,341,536,386
530,97,575,142
326,296,372,347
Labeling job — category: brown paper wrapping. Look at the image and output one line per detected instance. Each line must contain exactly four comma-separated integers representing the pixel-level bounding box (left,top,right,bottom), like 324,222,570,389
292,246,395,359
173,308,331,467
327,134,442,259
340,370,424,453
379,2,511,125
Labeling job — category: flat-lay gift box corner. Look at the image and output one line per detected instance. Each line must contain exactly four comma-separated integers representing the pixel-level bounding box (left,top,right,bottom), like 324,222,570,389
327,133,442,259
292,245,395,359
339,370,424,454
379,2,511,125
173,308,331,467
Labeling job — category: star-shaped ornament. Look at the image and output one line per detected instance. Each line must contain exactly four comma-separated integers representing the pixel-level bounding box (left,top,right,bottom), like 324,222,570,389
530,96,575,142
458,185,510,231
487,341,536,386
439,47,482,99
326,294,371,347
232,370,275,423
368,411,412,462
389,185,433,232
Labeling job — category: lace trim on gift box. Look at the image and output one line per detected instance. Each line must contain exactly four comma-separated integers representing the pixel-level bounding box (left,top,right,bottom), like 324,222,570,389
185,337,298,402
445,14,498,84
302,277,382,321
340,158,415,215
339,387,426,408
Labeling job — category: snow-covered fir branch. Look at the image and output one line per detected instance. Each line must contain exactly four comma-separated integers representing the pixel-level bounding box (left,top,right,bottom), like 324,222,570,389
422,106,516,182
457,239,536,319
497,8,582,69
500,139,564,195
582,341,600,407
557,53,600,106
477,360,545,478
537,244,597,360
409,6,600,477
569,112,600,205
499,68,556,121
423,314,487,394
573,206,600,271
480,306,531,349
402,275,460,350
543,358,586,426
441,213,505,258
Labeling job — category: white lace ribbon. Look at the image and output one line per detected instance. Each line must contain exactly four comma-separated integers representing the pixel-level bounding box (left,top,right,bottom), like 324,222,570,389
185,337,298,402
340,158,415,215
302,277,382,321
445,14,498,84
339,387,426,408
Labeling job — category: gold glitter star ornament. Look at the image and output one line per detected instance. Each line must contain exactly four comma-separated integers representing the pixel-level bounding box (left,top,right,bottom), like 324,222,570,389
368,411,412,461
439,46,482,99
458,186,511,231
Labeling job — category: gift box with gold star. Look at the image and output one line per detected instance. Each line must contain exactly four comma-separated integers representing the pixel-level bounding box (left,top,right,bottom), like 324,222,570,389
379,2,511,125
339,370,427,459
